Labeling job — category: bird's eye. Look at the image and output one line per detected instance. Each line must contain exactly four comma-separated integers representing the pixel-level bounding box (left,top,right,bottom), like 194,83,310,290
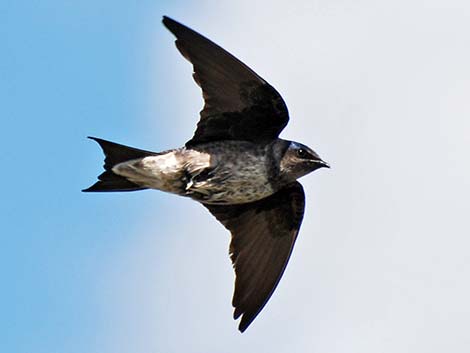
297,148,307,158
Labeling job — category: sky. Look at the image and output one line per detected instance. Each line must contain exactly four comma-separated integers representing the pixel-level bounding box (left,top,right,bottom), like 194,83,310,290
1,0,470,352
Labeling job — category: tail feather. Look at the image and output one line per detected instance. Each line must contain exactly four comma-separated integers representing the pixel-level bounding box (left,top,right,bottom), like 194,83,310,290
83,137,157,192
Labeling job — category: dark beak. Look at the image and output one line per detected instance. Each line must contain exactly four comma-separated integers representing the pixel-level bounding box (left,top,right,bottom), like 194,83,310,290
313,159,330,169
311,158,330,170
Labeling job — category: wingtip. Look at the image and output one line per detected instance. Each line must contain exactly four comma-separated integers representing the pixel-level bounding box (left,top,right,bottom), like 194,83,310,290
238,320,249,333
162,15,177,29
234,309,252,333
161,16,193,38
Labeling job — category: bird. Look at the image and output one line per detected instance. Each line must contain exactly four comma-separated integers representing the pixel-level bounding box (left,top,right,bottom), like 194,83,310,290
83,16,329,332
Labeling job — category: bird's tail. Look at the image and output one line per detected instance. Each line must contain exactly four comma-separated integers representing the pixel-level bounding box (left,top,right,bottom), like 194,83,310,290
82,137,157,192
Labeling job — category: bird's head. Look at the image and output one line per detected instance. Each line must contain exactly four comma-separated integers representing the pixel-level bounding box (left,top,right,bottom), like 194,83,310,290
279,141,329,181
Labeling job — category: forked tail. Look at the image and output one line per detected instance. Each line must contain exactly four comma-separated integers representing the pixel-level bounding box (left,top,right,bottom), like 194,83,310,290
82,137,157,192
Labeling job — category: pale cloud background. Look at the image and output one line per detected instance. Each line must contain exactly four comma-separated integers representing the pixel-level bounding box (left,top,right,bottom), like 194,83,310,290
1,1,469,352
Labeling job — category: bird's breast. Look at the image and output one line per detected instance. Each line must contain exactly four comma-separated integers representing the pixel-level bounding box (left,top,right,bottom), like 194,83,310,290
113,142,279,204
185,144,276,204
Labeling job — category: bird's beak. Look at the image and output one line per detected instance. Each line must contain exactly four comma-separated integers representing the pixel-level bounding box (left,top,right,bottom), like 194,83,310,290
314,159,330,169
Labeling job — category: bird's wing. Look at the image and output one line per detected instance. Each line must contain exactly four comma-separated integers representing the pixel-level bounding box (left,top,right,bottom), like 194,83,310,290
162,16,289,147
204,182,305,332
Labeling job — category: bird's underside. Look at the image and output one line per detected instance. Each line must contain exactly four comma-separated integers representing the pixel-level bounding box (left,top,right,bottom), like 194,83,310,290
84,16,328,332
111,139,291,205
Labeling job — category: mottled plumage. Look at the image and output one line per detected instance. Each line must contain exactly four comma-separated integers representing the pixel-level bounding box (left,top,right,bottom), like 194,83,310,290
84,16,329,332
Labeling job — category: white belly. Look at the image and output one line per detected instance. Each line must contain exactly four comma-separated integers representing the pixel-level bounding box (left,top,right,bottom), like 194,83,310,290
111,145,275,204
112,149,210,193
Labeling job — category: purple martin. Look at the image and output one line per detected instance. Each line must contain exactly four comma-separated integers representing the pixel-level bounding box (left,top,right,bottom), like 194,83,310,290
84,16,329,332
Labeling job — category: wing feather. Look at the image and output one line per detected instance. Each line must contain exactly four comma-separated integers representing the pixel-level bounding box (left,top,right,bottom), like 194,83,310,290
162,16,289,146
204,182,305,332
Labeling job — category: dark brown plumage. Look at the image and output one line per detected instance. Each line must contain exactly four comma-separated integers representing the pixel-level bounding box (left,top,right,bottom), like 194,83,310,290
84,16,328,332
162,16,289,146
204,182,305,332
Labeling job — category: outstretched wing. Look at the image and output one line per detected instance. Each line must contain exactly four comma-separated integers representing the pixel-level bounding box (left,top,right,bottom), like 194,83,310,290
162,16,289,146
204,182,305,332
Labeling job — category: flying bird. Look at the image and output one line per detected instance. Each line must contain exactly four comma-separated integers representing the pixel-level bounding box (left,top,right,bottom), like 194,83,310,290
84,16,329,332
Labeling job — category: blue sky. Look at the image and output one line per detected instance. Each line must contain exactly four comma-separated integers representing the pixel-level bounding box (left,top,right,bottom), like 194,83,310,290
1,1,198,352
2,1,470,353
